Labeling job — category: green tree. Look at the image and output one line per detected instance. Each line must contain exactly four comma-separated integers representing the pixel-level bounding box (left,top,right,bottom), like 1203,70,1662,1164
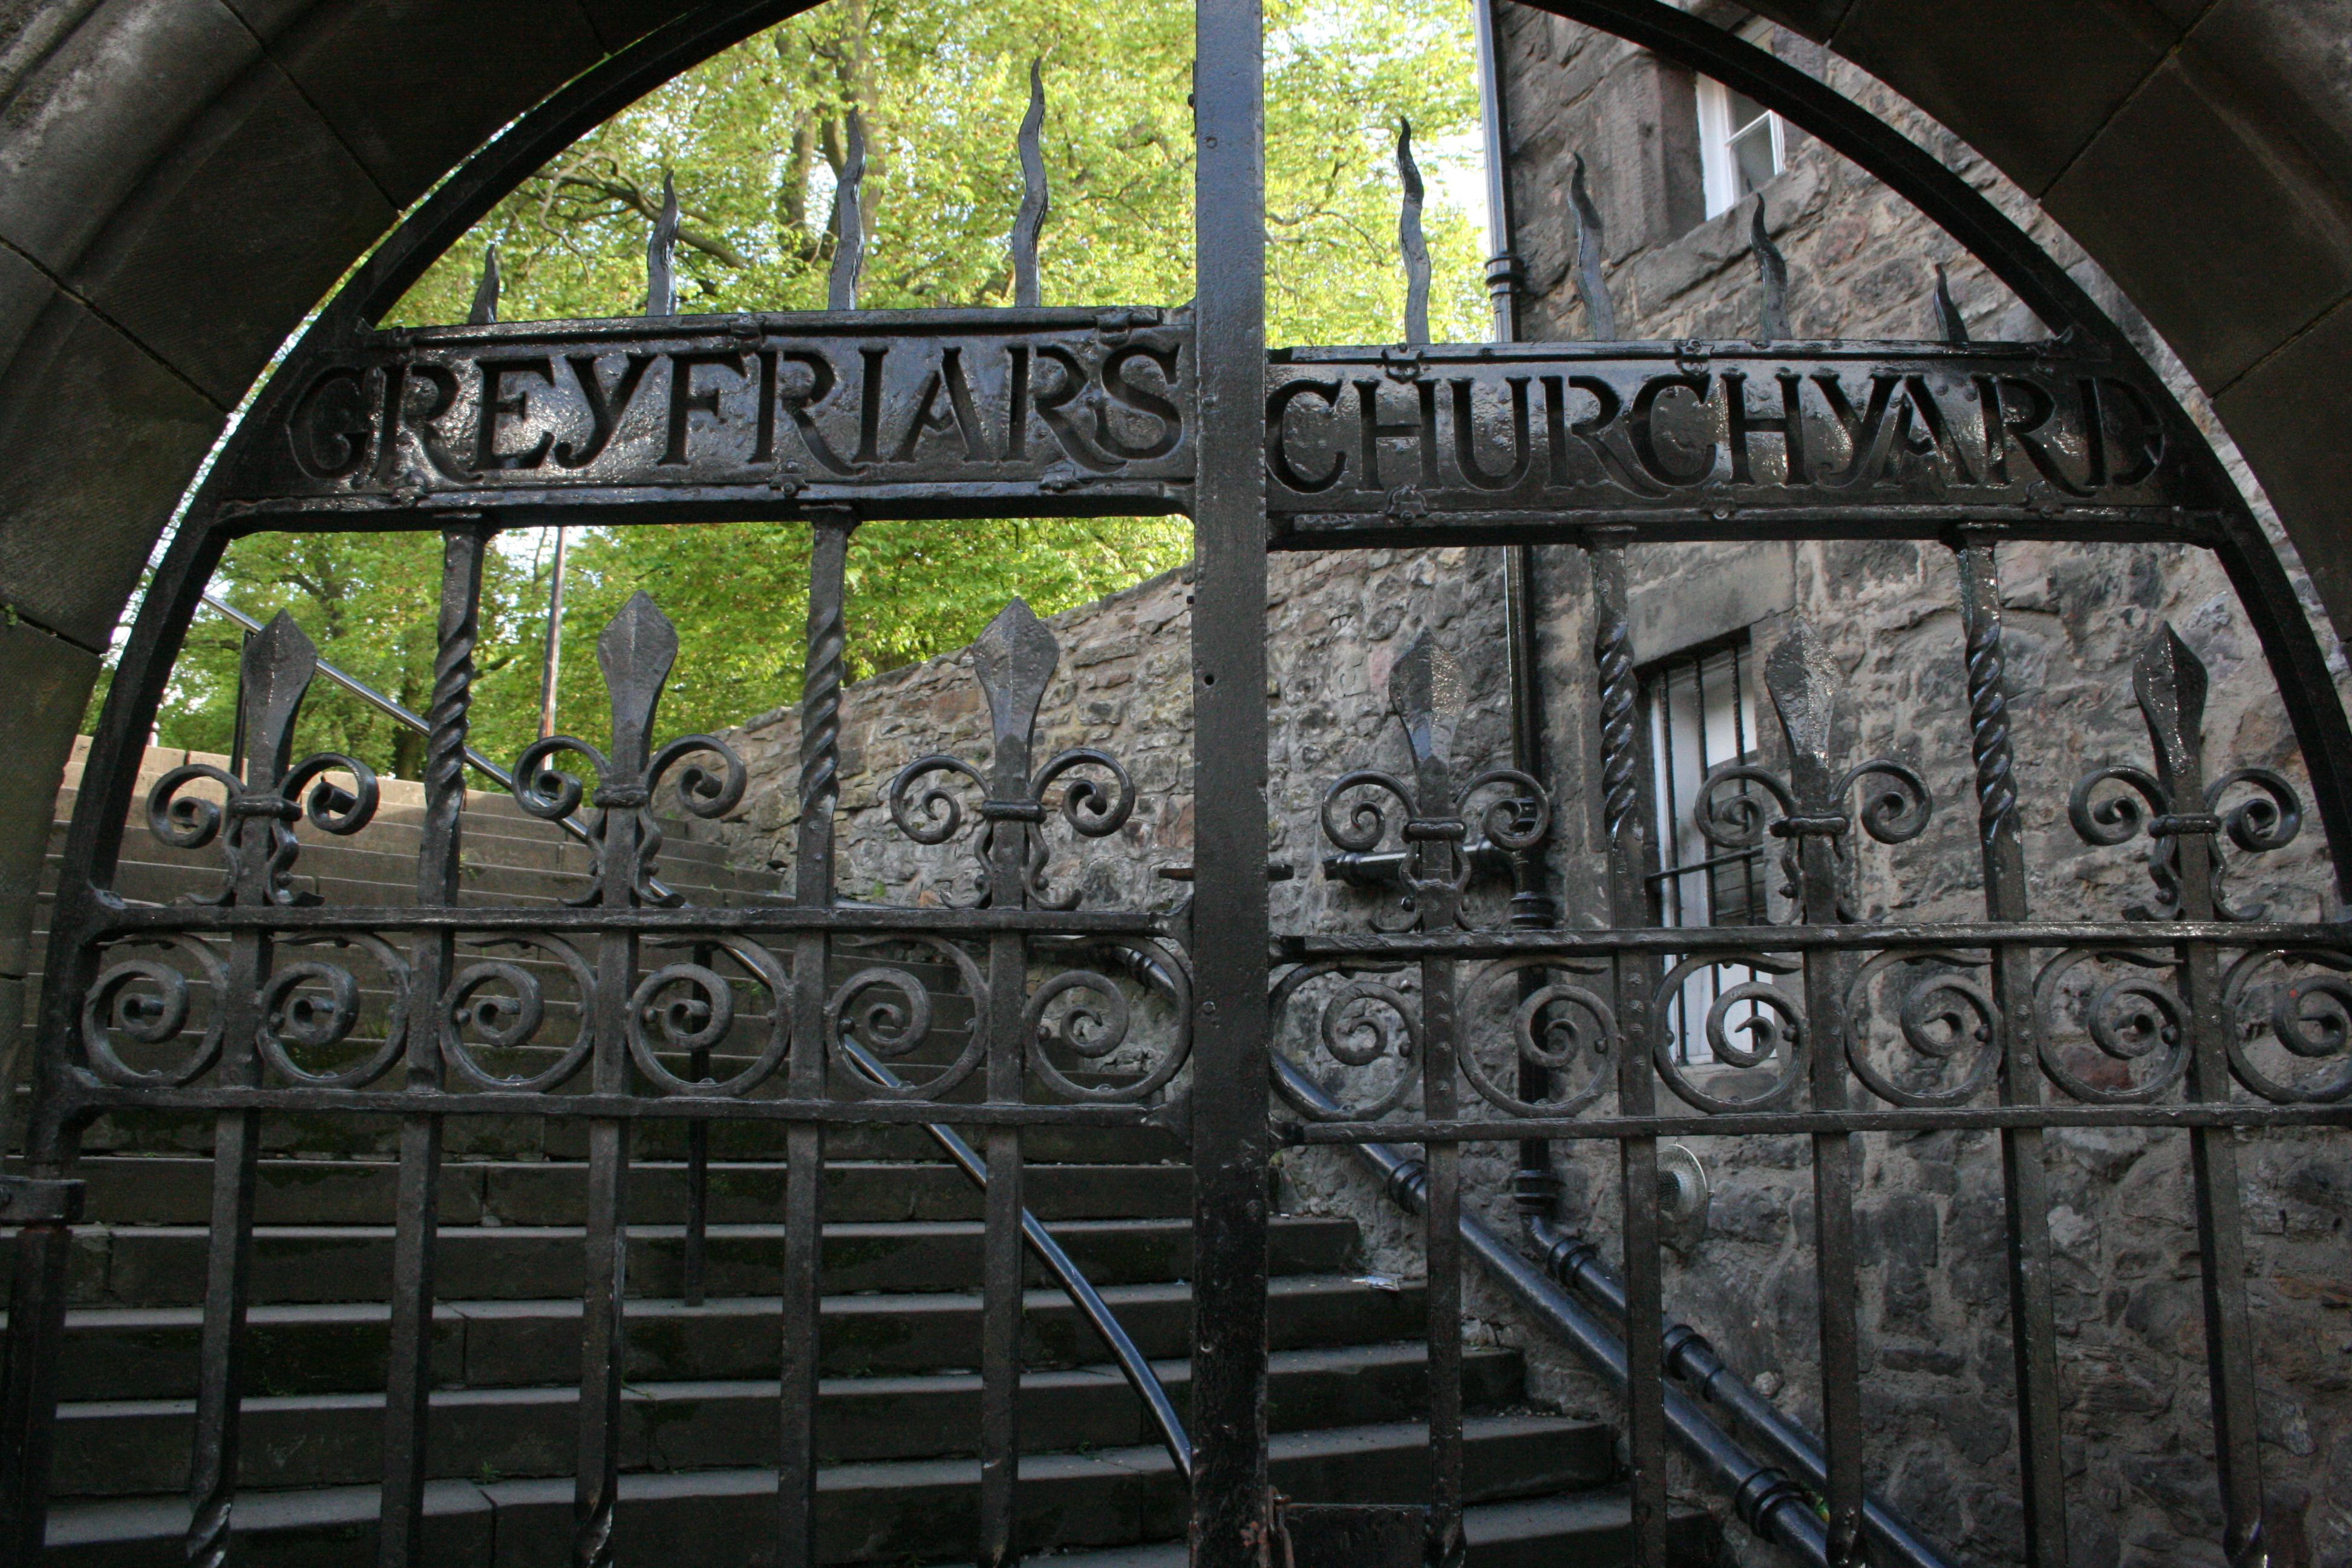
158,0,1486,768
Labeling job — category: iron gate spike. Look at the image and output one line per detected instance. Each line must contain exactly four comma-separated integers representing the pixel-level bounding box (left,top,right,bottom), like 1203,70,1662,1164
1013,60,1050,308
829,107,867,312
1570,152,1616,339
645,171,679,317
1749,194,1789,340
466,243,500,326
1396,117,1431,347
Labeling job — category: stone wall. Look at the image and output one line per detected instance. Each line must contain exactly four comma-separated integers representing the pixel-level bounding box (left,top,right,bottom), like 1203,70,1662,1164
704,13,2352,1567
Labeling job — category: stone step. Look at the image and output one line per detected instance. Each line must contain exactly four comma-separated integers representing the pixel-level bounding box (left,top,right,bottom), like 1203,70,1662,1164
1030,1492,1719,1568
59,1157,1190,1227
48,1341,1521,1497
42,1276,1428,1400
71,1108,1186,1166
41,1415,1615,1567
27,1215,1357,1308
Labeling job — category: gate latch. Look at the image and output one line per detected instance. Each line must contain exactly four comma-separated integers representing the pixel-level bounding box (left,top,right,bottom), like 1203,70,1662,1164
1275,1501,1428,1568
0,1176,85,1224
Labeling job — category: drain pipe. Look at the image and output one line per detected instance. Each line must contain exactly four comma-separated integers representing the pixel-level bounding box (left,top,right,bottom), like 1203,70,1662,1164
1275,1057,1826,1562
1522,1213,1949,1568
1472,0,1567,1248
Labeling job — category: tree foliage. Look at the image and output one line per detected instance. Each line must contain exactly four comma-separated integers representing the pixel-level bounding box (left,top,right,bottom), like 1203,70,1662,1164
157,0,1486,768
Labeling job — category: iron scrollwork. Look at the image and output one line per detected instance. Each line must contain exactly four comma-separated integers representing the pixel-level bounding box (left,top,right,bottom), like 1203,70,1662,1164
881,599,1180,1105
511,591,747,909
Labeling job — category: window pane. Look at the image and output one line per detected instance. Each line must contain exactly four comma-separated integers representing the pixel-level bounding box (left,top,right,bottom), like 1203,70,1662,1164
1731,114,1779,199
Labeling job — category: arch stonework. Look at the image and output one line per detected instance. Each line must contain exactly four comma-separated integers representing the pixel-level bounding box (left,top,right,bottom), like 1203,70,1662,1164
0,0,2347,1066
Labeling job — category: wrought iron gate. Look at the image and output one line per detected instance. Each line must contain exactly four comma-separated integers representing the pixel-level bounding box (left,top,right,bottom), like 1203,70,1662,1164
2,1,2350,1566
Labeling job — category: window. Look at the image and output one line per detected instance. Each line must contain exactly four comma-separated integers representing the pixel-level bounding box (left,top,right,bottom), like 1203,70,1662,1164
1696,77,1785,219
1644,635,1767,1063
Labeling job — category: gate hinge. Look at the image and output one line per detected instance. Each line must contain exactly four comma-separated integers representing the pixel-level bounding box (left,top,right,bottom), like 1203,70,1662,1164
0,1176,85,1224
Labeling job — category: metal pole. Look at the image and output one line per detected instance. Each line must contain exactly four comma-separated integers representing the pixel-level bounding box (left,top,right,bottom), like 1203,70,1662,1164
540,525,569,739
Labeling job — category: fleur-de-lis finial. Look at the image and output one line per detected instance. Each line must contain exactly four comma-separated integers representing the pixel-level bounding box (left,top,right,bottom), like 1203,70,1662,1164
2071,622,2302,921
1011,60,1049,309
829,108,867,312
1932,263,1967,345
971,598,1060,786
468,244,500,326
1319,631,1548,930
145,610,382,906
511,592,744,907
1388,631,1463,776
1693,618,1930,921
645,172,679,317
1397,118,1431,347
1570,152,1616,340
887,598,1135,911
1750,194,1789,340
598,589,679,768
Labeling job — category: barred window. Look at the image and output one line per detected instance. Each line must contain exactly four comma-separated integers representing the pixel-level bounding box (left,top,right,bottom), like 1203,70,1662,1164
1644,633,1766,1063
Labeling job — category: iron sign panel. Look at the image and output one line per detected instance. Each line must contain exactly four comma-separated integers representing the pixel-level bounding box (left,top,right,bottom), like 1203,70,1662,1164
225,306,1194,521
1264,340,2212,540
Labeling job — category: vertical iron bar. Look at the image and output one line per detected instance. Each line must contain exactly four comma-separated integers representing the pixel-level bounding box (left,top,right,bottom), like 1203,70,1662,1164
540,526,569,739
685,942,713,1310
574,596,684,1568
189,621,313,1568
1588,538,1668,1568
378,521,490,1567
978,670,1037,1568
1766,627,1867,1568
1189,0,1272,1550
1950,538,2068,1568
780,513,853,1567
2132,631,2267,1567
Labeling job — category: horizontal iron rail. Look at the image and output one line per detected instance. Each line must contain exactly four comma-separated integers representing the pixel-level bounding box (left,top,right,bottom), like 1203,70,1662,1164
1272,1056,1829,1563
835,1033,1193,1478
64,1083,1158,1125
91,903,1174,938
1284,1101,2352,1144
1284,919,2352,959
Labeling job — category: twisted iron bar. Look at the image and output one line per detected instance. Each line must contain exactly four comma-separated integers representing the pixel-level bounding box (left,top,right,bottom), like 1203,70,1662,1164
1594,581,1641,848
800,545,849,832
1961,568,2019,851
829,109,867,312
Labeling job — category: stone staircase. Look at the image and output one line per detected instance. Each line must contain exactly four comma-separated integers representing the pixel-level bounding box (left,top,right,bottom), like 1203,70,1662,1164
12,743,1709,1566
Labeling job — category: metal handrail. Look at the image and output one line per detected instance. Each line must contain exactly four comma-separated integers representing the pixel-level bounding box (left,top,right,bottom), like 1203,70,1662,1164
1522,1214,1947,1568
195,590,1194,1475
837,1033,1192,1477
1273,1056,1832,1564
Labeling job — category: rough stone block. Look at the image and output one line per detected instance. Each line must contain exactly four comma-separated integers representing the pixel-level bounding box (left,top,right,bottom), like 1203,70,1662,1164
0,615,96,978
64,57,395,408
2046,56,2352,388
0,286,222,650
255,0,603,207
1832,0,2172,198
2214,293,2352,649
0,0,259,279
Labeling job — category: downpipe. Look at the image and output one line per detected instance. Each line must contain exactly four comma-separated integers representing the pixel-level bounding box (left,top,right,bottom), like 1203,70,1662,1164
1274,1057,1826,1564
1522,1213,1951,1568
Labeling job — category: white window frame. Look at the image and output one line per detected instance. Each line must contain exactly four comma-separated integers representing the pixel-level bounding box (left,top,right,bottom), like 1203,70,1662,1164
1696,76,1786,220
